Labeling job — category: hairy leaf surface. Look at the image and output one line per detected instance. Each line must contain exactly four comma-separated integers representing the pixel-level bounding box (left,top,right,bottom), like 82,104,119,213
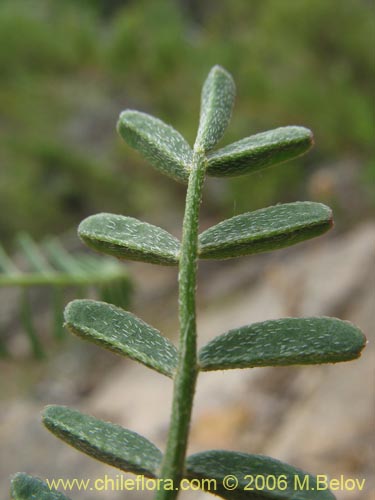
207,126,313,177
79,213,180,265
186,451,335,499
65,299,177,377
199,202,332,260
199,317,366,370
10,473,72,500
117,110,192,183
195,65,235,152
43,406,162,477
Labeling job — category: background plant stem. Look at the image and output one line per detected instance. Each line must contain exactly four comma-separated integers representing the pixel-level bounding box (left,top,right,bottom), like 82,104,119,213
155,152,206,500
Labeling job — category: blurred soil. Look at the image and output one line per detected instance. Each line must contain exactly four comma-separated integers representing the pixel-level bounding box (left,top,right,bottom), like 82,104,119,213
0,223,374,500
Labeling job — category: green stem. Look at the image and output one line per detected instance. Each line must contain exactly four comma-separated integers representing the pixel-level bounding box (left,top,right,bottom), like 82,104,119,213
20,289,45,360
51,286,65,341
155,152,206,500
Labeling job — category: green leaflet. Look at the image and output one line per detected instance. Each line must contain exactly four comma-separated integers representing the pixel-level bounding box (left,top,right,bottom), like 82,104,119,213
10,473,72,500
198,202,332,260
79,213,180,266
186,451,335,499
64,299,178,377
199,317,366,371
195,65,236,152
17,232,54,274
117,110,192,183
43,406,162,477
206,126,313,177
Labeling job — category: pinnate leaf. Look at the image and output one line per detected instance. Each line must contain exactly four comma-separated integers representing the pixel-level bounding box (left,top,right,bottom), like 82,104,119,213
198,202,332,260
64,299,177,377
117,110,192,183
195,65,235,152
186,451,335,499
206,126,313,177
43,406,162,477
11,473,72,500
79,213,180,266
199,317,366,371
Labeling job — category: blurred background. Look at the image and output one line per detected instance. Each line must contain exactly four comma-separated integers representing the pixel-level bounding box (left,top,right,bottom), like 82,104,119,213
0,0,374,499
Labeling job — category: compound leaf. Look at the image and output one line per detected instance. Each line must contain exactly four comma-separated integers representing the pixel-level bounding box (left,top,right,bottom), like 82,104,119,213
186,450,335,499
195,65,235,152
10,473,72,500
198,202,332,260
43,406,162,477
79,213,180,266
199,317,366,371
0,235,132,358
64,299,177,377
117,110,192,183
206,126,313,177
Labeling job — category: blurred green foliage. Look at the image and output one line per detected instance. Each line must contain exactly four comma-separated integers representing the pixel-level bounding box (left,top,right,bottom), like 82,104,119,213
0,0,373,246
0,230,132,359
